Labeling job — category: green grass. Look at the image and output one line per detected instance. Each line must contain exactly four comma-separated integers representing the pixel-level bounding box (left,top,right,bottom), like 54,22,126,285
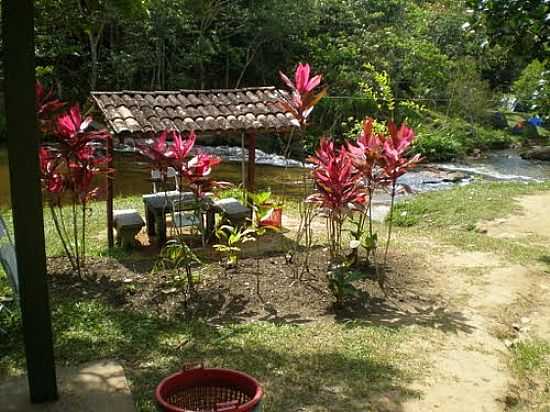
1,195,145,258
512,340,550,376
510,340,550,410
0,293,427,411
392,181,550,265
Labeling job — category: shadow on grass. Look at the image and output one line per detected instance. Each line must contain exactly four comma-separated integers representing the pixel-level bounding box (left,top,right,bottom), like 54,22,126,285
334,291,475,335
2,294,422,412
537,255,550,270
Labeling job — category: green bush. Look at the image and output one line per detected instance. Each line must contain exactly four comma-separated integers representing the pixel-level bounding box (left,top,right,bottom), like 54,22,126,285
413,127,465,161
411,112,514,161
512,59,549,118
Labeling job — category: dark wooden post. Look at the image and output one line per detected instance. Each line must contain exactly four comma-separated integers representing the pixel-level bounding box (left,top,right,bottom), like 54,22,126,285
106,137,114,248
2,0,58,403
246,131,256,192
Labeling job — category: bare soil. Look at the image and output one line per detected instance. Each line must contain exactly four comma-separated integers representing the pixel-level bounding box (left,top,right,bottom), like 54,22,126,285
47,244,432,327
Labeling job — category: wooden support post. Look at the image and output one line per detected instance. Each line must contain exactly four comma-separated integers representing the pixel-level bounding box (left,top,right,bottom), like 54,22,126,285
107,137,114,249
2,0,58,403
241,132,246,187
246,131,256,192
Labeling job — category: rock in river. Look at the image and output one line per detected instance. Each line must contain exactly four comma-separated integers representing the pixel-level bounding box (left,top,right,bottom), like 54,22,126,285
521,146,550,161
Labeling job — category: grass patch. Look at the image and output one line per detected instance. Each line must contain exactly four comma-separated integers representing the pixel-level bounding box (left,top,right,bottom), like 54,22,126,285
393,181,550,229
512,340,550,376
391,181,550,264
0,293,426,411
1,195,146,259
509,340,550,410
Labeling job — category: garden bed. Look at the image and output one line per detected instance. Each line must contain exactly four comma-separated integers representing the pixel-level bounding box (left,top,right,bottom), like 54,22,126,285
46,245,434,325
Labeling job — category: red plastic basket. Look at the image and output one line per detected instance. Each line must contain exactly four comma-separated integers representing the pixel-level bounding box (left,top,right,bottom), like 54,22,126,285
155,364,263,412
259,207,282,228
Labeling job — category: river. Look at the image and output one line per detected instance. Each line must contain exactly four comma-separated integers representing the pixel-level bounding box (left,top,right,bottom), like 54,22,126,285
0,146,548,209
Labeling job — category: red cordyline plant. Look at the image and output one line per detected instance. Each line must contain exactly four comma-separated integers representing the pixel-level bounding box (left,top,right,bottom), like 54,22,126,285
380,122,422,266
307,138,366,258
138,129,227,200
36,81,64,134
37,83,112,277
346,118,387,264
279,63,327,129
307,118,421,271
278,64,327,277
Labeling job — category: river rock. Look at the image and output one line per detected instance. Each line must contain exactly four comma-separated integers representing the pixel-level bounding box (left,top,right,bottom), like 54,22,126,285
521,146,550,161
441,171,468,182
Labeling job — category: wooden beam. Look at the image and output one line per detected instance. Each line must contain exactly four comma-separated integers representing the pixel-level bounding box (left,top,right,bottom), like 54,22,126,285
107,137,114,249
246,131,256,192
2,0,58,403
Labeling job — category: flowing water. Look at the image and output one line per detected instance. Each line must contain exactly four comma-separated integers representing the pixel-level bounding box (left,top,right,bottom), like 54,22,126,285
0,146,549,209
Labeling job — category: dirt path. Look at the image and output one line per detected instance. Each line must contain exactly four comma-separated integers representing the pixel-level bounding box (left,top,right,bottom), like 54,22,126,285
399,193,550,412
281,195,550,411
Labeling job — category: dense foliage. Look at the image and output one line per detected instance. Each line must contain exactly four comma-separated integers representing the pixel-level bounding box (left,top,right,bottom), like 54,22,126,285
23,0,549,159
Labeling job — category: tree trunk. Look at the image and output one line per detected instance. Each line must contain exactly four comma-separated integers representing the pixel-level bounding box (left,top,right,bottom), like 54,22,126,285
87,29,102,90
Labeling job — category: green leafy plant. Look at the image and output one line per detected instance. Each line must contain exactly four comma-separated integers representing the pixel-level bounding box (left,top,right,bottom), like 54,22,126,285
213,224,256,267
348,216,379,265
156,237,202,298
327,263,368,307
249,190,283,224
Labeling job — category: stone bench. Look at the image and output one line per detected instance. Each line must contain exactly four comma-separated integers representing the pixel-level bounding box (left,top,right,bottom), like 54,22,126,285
213,198,252,226
113,209,145,248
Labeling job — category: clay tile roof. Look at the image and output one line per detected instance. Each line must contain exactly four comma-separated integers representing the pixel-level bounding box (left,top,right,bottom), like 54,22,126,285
91,87,298,135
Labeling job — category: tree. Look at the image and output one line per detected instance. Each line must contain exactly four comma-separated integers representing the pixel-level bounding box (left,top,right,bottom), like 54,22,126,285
468,0,550,61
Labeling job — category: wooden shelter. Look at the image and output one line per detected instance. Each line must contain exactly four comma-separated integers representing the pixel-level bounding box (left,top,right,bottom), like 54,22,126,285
90,87,299,248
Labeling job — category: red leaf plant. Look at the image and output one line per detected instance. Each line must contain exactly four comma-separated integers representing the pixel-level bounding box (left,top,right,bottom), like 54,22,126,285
279,63,327,128
138,129,195,176
39,147,65,198
307,138,366,258
37,94,112,277
345,118,387,264
182,152,230,199
138,129,228,199
36,81,64,133
380,121,422,267
381,122,422,182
